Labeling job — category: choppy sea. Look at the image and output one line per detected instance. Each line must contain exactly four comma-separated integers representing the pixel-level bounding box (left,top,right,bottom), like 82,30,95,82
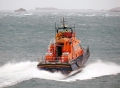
0,10,120,88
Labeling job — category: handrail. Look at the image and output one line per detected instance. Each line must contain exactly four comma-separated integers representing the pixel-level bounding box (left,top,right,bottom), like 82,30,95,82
38,56,74,64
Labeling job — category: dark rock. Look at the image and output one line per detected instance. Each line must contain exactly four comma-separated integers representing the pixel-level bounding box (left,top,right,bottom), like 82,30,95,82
14,8,26,12
109,7,120,12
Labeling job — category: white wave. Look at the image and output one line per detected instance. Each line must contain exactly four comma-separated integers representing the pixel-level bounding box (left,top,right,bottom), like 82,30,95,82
79,24,86,26
77,14,84,16
24,13,33,16
105,14,120,17
85,14,96,17
0,60,120,87
64,60,120,82
0,61,64,88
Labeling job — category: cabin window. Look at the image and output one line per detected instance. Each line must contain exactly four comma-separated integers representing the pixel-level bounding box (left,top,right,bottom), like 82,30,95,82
69,42,72,45
73,44,80,51
60,43,64,46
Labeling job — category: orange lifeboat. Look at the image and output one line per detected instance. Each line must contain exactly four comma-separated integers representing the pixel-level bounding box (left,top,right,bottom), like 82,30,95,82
37,17,90,74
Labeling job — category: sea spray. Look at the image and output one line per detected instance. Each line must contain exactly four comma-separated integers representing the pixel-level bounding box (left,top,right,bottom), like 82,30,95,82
0,61,64,88
64,60,120,81
0,60,120,87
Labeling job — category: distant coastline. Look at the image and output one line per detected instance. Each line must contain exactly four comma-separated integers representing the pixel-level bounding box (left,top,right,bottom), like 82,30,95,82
35,7,58,10
14,8,26,12
109,7,120,12
0,7,120,12
35,7,120,12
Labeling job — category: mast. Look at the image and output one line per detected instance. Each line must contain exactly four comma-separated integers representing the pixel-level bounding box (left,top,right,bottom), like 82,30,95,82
63,17,65,28
62,17,68,29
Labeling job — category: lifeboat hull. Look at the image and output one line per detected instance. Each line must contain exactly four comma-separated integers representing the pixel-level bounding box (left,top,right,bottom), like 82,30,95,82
37,47,90,75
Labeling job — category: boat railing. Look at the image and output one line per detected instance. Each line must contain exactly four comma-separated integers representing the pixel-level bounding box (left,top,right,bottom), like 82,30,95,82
38,56,73,64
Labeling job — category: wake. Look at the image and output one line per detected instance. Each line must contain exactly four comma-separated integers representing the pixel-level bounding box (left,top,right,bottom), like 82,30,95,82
64,60,120,81
0,60,120,87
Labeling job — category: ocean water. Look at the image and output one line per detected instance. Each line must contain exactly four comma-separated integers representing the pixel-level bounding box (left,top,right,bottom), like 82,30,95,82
0,10,120,88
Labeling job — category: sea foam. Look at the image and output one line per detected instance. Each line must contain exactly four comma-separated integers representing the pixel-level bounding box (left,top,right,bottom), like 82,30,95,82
0,60,120,87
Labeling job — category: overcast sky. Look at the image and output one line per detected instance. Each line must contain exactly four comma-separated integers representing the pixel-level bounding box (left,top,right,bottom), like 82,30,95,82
0,0,120,10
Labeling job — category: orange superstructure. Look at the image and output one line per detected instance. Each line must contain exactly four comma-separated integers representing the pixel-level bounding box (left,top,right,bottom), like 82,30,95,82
45,31,84,62
37,17,90,75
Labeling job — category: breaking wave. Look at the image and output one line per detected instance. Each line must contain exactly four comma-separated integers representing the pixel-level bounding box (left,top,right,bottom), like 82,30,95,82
0,61,64,88
0,60,120,87
64,60,120,81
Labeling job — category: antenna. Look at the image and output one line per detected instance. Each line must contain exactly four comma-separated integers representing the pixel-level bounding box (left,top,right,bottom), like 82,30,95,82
61,17,67,29
74,15,76,31
55,15,57,38
55,14,56,29
74,24,75,32
63,17,65,28
74,17,76,38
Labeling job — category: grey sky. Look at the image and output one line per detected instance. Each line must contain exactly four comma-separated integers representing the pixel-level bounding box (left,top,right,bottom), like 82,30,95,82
0,0,120,10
